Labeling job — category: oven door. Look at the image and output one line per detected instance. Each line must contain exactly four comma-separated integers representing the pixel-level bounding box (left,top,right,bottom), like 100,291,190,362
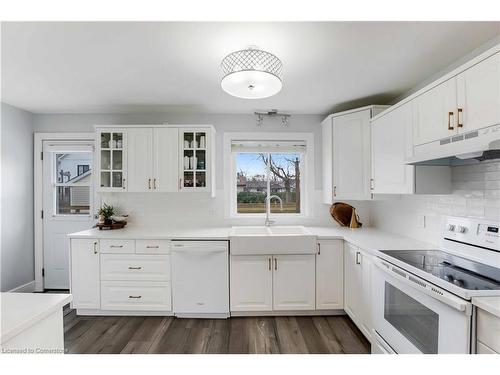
372,257,472,354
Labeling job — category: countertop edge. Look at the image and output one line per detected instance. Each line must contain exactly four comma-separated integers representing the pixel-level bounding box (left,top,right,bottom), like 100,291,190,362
472,296,500,318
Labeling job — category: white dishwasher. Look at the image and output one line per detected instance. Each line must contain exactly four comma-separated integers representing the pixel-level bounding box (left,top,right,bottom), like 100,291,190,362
171,241,229,318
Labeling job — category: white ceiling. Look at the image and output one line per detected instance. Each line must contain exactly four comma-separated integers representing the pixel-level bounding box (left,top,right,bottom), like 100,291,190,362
1,22,499,115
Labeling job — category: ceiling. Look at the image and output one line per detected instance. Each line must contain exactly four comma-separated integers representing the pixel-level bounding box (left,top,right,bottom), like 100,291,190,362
1,22,499,115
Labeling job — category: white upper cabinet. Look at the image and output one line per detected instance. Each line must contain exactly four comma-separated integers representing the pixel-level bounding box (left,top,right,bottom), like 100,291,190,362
97,129,127,191
371,102,415,194
456,53,500,133
322,106,387,202
127,128,154,192
154,128,179,192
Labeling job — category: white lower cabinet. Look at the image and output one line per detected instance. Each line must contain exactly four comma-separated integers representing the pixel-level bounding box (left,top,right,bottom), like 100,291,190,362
230,255,273,312
230,254,315,312
70,239,100,309
101,281,172,311
476,308,500,354
316,240,344,310
273,254,315,311
344,242,373,342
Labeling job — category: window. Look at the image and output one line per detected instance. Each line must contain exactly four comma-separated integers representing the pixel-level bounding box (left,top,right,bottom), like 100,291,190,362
231,139,307,215
54,152,92,215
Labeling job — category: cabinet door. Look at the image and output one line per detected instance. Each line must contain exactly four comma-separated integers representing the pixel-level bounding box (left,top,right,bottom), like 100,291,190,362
457,53,500,133
321,117,333,204
154,128,179,192
360,250,374,341
179,129,211,192
344,242,361,323
332,109,371,200
316,240,343,310
127,128,154,192
273,254,315,311
230,255,272,312
371,102,415,194
413,78,457,145
70,239,100,309
97,129,127,191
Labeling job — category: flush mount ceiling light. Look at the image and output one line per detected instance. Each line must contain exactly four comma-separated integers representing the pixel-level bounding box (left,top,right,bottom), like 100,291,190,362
220,46,283,99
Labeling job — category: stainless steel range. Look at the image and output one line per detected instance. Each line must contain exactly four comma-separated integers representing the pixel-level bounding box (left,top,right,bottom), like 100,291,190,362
371,216,500,354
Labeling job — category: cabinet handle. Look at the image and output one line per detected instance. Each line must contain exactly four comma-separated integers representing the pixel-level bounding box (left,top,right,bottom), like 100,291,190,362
122,178,126,190
457,108,463,128
153,178,157,189
318,243,321,255
274,258,278,271
179,178,182,190
128,266,142,270
93,241,98,254
355,251,361,265
370,178,374,190
448,111,454,130
146,245,159,249
268,258,271,271
128,295,142,299
148,178,151,189
110,245,123,248
333,186,337,197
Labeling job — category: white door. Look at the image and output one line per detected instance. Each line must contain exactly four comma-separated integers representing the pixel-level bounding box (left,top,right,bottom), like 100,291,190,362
412,78,457,145
70,239,100,309
42,141,94,289
127,128,153,192
230,255,273,312
316,240,344,310
154,128,179,192
273,254,315,311
332,109,371,200
371,102,415,194
344,242,362,323
457,53,500,133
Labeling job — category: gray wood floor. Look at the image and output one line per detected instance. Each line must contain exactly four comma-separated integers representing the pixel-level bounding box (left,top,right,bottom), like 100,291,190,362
63,306,370,354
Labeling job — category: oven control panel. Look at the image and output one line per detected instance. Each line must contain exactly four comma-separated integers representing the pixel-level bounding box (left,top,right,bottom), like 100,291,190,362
443,217,499,251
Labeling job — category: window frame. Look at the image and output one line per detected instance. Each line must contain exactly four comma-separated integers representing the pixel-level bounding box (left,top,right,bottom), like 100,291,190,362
223,132,314,219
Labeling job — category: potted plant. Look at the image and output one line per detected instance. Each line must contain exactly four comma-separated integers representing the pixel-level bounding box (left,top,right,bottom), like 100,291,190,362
98,203,115,225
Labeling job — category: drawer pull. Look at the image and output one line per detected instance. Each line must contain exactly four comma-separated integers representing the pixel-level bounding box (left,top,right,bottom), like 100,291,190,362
146,245,160,249
128,266,142,270
110,245,124,248
128,295,142,299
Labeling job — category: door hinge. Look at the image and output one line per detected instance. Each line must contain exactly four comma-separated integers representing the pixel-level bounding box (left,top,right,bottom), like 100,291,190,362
41,210,44,219
42,268,45,277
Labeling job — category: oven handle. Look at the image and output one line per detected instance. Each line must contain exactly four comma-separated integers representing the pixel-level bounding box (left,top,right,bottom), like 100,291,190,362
373,257,472,315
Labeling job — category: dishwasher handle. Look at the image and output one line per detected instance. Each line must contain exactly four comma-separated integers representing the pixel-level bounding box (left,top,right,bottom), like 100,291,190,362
171,247,227,254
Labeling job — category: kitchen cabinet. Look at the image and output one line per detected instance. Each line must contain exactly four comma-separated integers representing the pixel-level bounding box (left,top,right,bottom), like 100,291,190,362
230,254,315,312
273,254,315,311
97,129,127,191
316,240,344,310
476,307,500,354
70,239,100,309
344,242,373,342
456,53,500,133
127,128,153,192
154,128,179,192
230,255,273,312
322,105,388,203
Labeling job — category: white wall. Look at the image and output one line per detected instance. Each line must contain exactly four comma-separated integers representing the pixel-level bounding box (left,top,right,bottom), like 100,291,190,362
33,112,371,227
1,102,35,291
370,160,500,245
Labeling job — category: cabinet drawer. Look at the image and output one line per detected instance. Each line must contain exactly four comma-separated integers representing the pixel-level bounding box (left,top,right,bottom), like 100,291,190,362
136,239,170,254
101,254,170,281
477,308,500,353
100,239,135,254
101,281,172,311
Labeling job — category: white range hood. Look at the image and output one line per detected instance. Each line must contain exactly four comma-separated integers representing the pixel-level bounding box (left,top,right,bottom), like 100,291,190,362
406,124,500,166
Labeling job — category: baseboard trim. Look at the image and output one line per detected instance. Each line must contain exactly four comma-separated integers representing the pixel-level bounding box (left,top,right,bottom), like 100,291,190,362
175,312,230,319
230,309,346,317
8,280,36,293
76,309,174,316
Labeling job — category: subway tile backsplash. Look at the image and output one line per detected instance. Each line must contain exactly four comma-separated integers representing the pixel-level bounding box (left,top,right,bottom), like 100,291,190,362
370,160,500,245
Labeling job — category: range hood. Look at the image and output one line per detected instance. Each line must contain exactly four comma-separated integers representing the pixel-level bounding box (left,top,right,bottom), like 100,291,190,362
406,124,500,166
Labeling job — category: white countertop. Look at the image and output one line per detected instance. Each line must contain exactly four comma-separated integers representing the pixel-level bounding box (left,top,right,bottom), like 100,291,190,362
68,225,437,254
473,296,500,318
1,293,72,344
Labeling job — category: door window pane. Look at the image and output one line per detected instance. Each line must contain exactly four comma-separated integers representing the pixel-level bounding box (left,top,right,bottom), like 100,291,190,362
56,186,90,214
55,153,92,183
384,282,439,354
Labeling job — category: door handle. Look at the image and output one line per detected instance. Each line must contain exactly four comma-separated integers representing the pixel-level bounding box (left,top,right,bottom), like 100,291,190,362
448,111,454,130
93,241,98,254
274,258,278,271
457,108,463,128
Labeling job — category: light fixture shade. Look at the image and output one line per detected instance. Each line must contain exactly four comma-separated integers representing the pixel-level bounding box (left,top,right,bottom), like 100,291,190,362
220,48,283,99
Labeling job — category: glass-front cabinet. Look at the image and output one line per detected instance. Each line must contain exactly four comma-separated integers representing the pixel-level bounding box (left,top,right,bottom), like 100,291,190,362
97,129,127,191
179,128,211,192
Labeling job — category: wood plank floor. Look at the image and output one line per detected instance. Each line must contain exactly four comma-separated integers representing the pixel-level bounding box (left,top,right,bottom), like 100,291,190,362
63,307,370,354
